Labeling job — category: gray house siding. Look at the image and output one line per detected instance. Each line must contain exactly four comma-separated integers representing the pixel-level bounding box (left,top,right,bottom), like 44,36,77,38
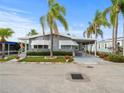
28,35,75,51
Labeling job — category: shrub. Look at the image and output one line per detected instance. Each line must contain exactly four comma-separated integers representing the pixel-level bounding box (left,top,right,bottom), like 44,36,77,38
27,51,73,56
107,54,124,63
64,55,73,62
97,52,109,58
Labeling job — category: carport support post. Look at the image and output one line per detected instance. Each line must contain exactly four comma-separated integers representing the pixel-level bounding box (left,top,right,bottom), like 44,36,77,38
94,40,97,56
24,40,27,53
8,44,10,56
89,41,90,55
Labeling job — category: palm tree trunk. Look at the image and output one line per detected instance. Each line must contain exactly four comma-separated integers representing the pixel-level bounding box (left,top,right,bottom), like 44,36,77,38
94,24,97,56
2,43,5,58
50,28,53,57
123,17,124,56
114,14,119,54
112,26,115,53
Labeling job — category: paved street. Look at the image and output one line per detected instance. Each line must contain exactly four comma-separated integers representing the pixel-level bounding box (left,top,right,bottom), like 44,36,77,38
0,61,124,93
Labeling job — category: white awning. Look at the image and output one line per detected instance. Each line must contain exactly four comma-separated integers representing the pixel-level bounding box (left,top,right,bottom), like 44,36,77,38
31,40,50,45
59,40,78,46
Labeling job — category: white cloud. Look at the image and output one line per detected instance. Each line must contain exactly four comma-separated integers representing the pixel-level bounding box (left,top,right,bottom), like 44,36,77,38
0,9,41,42
0,5,31,14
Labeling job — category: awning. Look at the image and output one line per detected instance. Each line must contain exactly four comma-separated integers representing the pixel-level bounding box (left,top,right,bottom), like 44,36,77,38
31,40,50,45
0,42,16,45
59,40,78,46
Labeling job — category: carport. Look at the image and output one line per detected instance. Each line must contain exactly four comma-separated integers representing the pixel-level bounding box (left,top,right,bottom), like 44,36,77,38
0,42,17,55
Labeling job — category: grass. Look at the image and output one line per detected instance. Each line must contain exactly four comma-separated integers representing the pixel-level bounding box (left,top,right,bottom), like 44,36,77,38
0,55,16,62
19,56,73,63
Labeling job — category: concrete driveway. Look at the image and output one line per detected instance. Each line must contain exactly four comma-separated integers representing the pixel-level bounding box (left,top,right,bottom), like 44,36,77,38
74,55,106,64
0,63,124,93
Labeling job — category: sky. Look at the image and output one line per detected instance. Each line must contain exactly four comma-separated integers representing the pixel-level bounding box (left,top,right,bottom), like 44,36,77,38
0,0,123,41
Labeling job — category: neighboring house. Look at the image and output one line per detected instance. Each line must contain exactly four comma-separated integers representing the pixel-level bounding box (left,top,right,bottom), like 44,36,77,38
92,37,124,53
97,37,123,52
19,33,95,52
0,41,19,55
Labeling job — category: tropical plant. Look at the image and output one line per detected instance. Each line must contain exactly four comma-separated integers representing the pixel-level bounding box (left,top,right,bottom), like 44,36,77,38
84,10,110,38
40,16,46,36
27,29,38,36
84,10,110,55
119,0,124,56
0,28,14,58
40,0,68,57
103,0,124,54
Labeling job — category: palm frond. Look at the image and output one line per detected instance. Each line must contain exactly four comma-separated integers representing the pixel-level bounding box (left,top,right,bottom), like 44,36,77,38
52,21,59,34
0,28,14,42
57,14,68,30
40,16,46,35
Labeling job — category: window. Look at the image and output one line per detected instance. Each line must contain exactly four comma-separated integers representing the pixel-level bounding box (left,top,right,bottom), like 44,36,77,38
34,45,37,49
61,45,71,49
99,44,100,49
38,45,43,49
105,43,107,49
117,42,120,46
34,45,48,49
44,45,48,49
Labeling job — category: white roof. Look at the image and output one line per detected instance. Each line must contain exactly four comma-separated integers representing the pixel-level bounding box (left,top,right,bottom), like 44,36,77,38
19,32,95,41
59,40,78,46
31,40,50,45
99,37,124,43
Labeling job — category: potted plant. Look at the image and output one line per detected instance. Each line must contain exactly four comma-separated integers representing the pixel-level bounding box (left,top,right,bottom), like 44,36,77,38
64,55,71,62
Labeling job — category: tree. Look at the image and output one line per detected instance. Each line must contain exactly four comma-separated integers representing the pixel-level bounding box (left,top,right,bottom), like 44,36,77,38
40,0,68,57
103,0,124,54
27,29,38,36
84,10,110,56
83,22,104,39
40,16,46,36
0,28,14,58
119,0,124,55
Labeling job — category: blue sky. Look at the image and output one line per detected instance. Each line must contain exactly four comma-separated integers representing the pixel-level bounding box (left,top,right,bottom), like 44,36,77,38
0,0,123,41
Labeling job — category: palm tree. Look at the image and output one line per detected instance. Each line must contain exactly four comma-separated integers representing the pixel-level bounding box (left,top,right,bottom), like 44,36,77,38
83,22,94,38
103,0,122,54
40,16,46,36
27,29,38,36
83,22,104,39
84,10,110,56
40,0,68,57
0,28,14,58
93,10,109,56
83,22,104,54
119,0,124,55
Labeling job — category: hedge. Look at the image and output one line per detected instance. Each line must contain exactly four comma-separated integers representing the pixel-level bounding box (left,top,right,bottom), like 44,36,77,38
106,54,124,63
27,51,73,56
96,52,124,63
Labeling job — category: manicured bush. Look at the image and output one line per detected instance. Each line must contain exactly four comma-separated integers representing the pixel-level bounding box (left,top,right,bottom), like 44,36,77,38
27,51,50,56
106,54,124,63
97,52,109,58
64,55,73,62
27,51,73,56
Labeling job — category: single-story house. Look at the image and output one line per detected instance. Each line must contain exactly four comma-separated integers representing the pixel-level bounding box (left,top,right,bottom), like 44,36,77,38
96,37,124,52
19,33,95,52
86,37,124,53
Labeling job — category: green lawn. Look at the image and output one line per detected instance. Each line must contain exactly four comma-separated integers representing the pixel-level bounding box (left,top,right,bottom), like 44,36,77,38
0,55,16,62
19,57,73,63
